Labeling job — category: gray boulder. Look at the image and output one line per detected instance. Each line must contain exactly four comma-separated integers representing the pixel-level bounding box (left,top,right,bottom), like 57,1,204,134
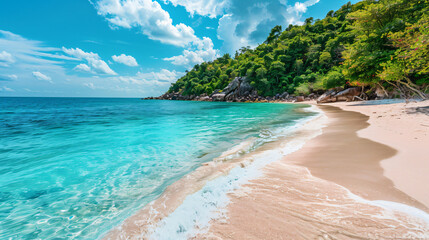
212,93,226,101
221,77,254,101
334,87,360,101
317,89,340,103
223,77,241,95
317,87,360,103
238,80,252,96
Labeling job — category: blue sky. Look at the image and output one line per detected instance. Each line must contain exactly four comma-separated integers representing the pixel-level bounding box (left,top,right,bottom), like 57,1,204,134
0,0,358,97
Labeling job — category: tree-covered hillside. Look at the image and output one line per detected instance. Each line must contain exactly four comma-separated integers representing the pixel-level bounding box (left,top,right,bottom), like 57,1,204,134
167,0,428,99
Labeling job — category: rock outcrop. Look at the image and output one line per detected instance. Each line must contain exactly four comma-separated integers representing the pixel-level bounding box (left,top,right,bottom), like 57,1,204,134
317,87,361,103
334,88,361,101
145,86,365,104
145,77,353,103
222,77,254,101
212,93,226,101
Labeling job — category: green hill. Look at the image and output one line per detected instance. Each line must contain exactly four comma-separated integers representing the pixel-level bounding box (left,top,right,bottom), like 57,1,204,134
166,0,428,100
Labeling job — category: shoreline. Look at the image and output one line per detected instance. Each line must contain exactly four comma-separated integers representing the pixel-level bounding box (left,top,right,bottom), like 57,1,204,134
103,104,325,239
197,101,429,239
294,104,428,211
103,100,429,239
329,100,429,209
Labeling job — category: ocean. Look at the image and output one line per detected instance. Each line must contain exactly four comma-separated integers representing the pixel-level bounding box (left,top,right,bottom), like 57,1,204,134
0,97,315,239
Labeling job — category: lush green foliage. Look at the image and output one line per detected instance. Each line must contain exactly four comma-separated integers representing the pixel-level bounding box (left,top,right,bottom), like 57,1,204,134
168,0,429,98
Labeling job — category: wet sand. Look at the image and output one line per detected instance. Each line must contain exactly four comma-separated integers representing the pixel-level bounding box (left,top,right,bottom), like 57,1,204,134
198,104,429,239
330,100,429,208
292,105,427,210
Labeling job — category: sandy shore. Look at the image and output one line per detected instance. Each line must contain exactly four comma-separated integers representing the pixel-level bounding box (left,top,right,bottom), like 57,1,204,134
105,100,429,239
198,100,429,239
330,100,429,208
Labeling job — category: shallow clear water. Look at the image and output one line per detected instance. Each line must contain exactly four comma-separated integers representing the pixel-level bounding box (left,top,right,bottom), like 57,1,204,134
0,98,313,239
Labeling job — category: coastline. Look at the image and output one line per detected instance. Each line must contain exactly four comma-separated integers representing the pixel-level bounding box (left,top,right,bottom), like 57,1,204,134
103,104,325,239
197,101,429,239
103,100,429,239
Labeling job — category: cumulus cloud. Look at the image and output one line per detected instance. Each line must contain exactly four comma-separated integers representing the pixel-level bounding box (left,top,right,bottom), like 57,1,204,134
163,37,219,68
290,0,320,14
112,54,138,66
164,0,229,18
217,0,321,53
94,0,197,47
62,47,117,75
0,50,15,65
164,0,321,53
74,63,94,73
93,0,220,70
32,71,53,83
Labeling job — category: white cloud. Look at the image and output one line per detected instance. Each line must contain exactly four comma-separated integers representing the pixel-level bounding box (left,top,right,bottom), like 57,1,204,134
32,71,53,83
112,54,138,66
164,37,219,67
90,58,117,75
62,47,117,75
93,0,220,70
217,2,280,53
0,30,179,97
165,0,321,53
164,0,229,18
74,63,94,73
292,2,309,13
94,0,197,47
0,30,75,87
62,47,99,60
0,30,77,67
0,50,15,65
290,0,320,14
217,13,251,54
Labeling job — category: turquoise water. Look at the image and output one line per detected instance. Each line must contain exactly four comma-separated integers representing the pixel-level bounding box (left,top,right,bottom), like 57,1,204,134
0,98,313,239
